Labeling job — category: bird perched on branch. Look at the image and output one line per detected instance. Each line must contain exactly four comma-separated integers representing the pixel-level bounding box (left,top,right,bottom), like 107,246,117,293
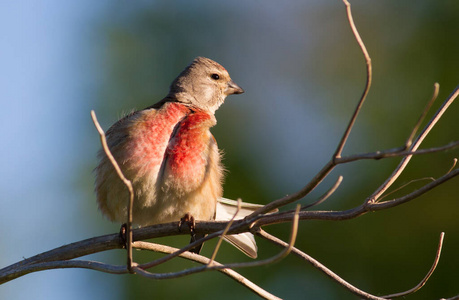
95,57,259,258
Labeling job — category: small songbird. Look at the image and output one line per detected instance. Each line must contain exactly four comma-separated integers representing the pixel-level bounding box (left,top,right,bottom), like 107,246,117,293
95,57,258,257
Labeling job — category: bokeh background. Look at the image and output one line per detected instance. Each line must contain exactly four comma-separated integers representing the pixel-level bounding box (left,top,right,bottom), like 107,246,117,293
1,1,458,299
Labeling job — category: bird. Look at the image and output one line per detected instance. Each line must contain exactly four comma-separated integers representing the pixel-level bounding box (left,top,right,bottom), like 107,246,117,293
95,57,259,258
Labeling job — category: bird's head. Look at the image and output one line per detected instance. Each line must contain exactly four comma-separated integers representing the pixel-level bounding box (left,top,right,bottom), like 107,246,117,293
168,57,244,114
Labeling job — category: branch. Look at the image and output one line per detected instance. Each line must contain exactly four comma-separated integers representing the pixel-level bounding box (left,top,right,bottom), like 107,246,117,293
368,86,459,204
257,229,385,300
248,85,459,217
382,232,445,298
405,83,439,148
91,110,135,273
302,176,343,210
132,242,281,300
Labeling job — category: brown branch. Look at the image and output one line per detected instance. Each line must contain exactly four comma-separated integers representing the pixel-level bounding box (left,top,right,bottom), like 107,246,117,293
248,0,373,217
405,83,440,148
132,242,281,300
302,176,343,210
130,207,299,298
337,140,459,164
91,110,135,273
258,230,446,300
382,232,445,298
3,164,456,286
1,1,457,299
447,158,457,174
248,85,459,217
368,86,459,204
257,229,385,300
334,0,372,159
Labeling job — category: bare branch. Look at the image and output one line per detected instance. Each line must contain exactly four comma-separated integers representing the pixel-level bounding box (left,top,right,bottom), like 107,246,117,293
369,168,459,211
334,0,372,159
378,177,435,202
2,2,457,299
256,229,385,300
337,140,459,164
132,242,281,300
405,83,440,148
369,86,459,204
217,204,300,269
382,232,445,298
447,158,457,174
302,176,343,210
247,0,374,217
91,110,135,273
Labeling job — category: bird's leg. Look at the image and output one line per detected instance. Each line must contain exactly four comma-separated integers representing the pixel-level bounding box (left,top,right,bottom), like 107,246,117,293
119,223,127,249
179,213,196,240
179,213,205,254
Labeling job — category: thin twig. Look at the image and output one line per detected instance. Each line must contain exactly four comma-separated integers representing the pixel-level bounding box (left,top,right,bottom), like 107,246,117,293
447,158,457,174
256,229,385,300
91,110,135,273
441,295,459,300
248,0,373,217
302,176,343,210
368,86,459,204
382,232,445,299
256,168,459,225
217,204,300,269
131,206,300,293
209,199,242,265
337,140,459,164
334,0,372,159
369,168,459,211
378,177,435,202
249,137,459,217
405,83,440,148
133,242,281,300
1,167,457,286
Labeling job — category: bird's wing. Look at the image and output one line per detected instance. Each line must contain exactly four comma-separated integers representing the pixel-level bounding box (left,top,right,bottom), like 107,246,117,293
216,198,278,259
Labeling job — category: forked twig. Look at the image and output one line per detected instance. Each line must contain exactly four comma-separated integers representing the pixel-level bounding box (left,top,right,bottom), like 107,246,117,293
382,232,445,298
218,204,300,269
132,241,281,300
369,86,459,204
405,83,440,148
1,1,457,299
91,110,135,273
441,295,459,300
334,0,372,159
256,229,385,300
446,158,457,174
302,176,343,210
337,140,459,164
131,205,300,294
248,0,373,216
378,177,435,202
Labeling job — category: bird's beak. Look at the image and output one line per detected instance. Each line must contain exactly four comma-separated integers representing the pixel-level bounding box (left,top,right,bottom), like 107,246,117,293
225,80,244,95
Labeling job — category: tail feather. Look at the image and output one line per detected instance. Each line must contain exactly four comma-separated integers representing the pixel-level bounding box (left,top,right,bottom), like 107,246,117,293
216,198,277,259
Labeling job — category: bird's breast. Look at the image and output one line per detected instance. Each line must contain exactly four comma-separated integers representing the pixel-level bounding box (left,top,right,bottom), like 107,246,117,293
162,111,216,193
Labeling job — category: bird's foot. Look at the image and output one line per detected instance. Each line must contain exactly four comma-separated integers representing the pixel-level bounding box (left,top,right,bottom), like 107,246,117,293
179,213,196,241
119,223,127,249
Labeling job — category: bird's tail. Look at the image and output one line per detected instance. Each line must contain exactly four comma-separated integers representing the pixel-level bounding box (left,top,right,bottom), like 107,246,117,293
216,197,277,259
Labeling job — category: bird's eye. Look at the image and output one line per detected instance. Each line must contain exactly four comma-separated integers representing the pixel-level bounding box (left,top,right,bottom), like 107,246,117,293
211,73,220,80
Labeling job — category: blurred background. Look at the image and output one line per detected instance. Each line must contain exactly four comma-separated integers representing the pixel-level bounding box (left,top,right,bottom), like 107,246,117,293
1,0,458,299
